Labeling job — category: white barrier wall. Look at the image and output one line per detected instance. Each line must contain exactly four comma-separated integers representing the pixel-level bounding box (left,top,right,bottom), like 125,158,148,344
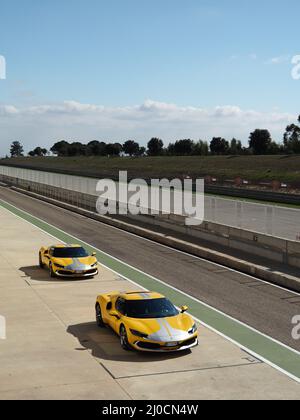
0,165,99,195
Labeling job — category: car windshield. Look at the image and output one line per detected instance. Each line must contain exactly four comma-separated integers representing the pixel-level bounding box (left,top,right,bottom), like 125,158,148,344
52,247,89,258
125,298,179,319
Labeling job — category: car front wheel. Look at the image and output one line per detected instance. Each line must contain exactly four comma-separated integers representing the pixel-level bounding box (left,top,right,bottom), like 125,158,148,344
39,253,44,269
120,325,131,351
49,263,56,278
95,304,105,328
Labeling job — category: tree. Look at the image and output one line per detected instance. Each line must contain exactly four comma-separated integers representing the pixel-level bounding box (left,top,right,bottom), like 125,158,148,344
10,141,24,157
67,142,86,156
284,116,300,154
249,129,272,155
123,140,140,157
28,147,48,157
105,143,123,156
136,146,146,157
210,137,229,155
229,138,242,155
268,142,281,155
173,139,194,156
166,143,175,155
147,138,164,156
192,140,209,156
86,141,106,156
50,140,70,156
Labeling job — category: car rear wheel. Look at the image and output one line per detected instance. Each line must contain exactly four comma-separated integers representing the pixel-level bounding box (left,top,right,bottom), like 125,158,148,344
120,325,131,351
39,253,44,269
95,304,105,328
49,263,56,278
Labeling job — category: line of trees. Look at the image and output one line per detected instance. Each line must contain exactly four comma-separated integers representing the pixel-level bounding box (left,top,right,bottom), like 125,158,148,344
8,115,300,158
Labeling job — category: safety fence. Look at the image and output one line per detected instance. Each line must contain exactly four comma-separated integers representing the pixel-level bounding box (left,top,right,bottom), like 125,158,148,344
0,164,300,241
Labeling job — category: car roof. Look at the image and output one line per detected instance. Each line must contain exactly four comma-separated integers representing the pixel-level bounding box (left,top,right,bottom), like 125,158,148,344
120,291,165,301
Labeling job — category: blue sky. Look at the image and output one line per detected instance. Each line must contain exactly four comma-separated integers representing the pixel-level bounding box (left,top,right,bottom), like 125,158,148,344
0,0,300,154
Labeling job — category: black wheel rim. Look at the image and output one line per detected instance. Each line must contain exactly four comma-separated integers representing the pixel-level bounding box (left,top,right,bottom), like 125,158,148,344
96,306,102,323
120,327,127,348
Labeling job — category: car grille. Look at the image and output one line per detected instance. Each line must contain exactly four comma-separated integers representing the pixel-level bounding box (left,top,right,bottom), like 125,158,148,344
57,269,97,276
180,337,197,347
85,269,98,274
57,270,74,276
136,342,162,350
136,336,197,351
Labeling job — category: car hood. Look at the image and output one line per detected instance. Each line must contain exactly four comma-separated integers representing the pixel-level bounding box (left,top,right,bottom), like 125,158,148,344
127,313,195,341
52,256,97,269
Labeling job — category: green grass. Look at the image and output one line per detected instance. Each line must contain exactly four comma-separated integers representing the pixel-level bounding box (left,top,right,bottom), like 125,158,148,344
2,155,300,184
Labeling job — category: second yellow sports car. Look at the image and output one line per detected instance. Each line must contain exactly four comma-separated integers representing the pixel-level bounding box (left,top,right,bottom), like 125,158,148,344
39,244,98,278
95,291,198,352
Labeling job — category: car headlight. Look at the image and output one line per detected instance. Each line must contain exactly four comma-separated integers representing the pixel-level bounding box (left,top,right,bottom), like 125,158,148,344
91,262,98,268
188,324,197,334
130,329,149,338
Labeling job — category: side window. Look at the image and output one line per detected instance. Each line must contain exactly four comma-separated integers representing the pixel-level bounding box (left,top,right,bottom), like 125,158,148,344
115,298,126,315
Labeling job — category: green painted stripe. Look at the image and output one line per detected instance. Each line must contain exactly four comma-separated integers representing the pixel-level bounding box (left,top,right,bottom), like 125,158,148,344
1,198,299,382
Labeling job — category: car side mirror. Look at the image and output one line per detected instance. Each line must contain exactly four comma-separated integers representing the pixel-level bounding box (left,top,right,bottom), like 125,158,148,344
109,310,120,319
181,306,188,313
91,252,96,257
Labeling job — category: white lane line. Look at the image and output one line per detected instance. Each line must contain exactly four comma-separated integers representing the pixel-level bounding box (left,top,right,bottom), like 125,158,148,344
0,199,300,384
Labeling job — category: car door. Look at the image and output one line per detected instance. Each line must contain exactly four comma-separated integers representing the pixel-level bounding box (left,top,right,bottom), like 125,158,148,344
103,296,115,325
110,297,126,333
43,248,51,267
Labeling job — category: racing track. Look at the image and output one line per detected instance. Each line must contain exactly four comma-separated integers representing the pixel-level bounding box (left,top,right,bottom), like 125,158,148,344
0,203,299,400
0,186,299,353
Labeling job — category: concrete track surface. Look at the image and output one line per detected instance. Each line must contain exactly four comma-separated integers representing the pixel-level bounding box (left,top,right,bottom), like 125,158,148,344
0,188,299,399
0,187,299,350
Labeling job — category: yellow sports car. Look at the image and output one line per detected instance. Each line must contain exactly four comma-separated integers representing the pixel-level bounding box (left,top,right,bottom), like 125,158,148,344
39,244,98,278
95,291,198,352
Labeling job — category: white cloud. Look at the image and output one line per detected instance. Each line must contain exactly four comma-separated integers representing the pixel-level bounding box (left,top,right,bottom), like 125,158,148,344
0,100,296,155
0,105,19,116
249,53,257,60
268,55,291,65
